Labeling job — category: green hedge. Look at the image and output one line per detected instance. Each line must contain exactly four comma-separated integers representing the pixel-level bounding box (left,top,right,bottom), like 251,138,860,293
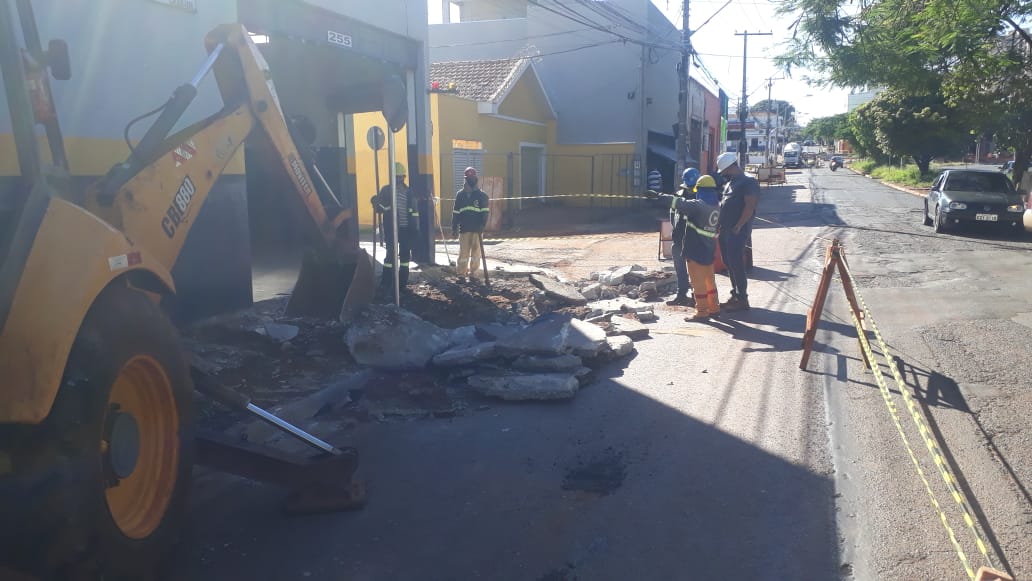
851,159,935,188
852,159,878,174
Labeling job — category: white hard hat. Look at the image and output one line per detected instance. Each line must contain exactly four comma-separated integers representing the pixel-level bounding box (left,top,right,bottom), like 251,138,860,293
716,152,739,173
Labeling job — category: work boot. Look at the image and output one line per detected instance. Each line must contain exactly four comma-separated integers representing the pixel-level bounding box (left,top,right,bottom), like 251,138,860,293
723,296,750,312
684,312,710,322
666,294,695,307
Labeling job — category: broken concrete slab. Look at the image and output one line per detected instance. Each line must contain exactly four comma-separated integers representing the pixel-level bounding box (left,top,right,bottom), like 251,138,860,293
605,335,635,357
467,372,579,401
574,366,595,387
636,311,658,323
432,342,498,367
599,265,634,286
263,322,299,343
530,274,588,306
496,313,571,356
489,263,548,279
581,282,602,300
610,316,650,340
448,325,479,349
568,317,608,358
512,354,583,372
587,298,654,315
475,322,526,342
344,305,452,369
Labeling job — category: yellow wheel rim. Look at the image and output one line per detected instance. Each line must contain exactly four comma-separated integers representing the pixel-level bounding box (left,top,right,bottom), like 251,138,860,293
104,355,180,540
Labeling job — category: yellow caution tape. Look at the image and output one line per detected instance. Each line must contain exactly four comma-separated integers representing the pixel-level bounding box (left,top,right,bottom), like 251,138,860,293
440,193,643,202
838,259,997,580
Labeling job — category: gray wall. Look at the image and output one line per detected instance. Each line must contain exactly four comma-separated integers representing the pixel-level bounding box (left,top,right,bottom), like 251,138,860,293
430,18,528,61
305,0,427,41
0,0,235,140
429,0,683,146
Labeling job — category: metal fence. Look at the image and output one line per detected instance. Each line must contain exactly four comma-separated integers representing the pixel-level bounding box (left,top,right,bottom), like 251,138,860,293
440,151,644,229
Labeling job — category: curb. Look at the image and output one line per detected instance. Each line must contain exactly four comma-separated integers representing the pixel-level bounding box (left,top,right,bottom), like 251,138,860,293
853,170,928,198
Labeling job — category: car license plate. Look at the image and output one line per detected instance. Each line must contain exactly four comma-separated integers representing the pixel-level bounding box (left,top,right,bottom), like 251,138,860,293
975,213,998,222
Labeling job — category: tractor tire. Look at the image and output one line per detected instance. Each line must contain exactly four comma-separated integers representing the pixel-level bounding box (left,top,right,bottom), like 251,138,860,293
0,282,194,580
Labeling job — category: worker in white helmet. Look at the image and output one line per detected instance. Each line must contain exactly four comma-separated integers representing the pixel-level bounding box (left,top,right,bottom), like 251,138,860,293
714,152,759,311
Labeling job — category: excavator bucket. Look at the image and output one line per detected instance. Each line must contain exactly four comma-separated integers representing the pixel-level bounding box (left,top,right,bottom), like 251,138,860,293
285,248,375,320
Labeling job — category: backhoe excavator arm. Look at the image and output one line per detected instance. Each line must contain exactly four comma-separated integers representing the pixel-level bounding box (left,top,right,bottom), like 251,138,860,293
88,24,358,270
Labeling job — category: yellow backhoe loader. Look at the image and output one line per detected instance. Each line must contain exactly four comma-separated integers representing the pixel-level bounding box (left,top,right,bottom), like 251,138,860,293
0,0,390,577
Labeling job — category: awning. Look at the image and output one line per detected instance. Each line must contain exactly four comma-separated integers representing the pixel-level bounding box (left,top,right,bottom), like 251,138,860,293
648,143,696,165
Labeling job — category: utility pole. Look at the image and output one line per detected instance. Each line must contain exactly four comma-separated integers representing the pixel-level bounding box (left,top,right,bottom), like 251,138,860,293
734,31,771,168
763,75,782,166
676,0,691,178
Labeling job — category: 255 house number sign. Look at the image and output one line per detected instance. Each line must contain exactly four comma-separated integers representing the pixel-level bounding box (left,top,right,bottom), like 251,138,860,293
327,30,353,48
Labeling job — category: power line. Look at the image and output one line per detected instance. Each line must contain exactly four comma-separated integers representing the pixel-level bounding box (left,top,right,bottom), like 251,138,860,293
430,27,599,49
529,0,682,52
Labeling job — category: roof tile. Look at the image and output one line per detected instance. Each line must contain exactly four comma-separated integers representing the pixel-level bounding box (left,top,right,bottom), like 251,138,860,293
430,59,525,103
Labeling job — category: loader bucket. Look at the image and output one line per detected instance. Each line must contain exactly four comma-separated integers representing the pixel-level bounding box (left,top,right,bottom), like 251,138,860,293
285,248,375,320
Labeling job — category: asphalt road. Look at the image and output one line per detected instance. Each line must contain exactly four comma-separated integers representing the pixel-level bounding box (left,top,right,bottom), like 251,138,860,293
172,168,1032,581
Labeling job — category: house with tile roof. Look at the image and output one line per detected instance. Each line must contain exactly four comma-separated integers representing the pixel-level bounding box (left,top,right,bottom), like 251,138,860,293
428,57,560,229
429,0,724,196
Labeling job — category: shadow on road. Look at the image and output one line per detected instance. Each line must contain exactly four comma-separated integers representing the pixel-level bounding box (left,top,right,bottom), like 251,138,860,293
895,359,1020,577
174,367,840,581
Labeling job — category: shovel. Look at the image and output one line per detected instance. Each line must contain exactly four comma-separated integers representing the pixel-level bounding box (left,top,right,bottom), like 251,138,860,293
478,232,489,286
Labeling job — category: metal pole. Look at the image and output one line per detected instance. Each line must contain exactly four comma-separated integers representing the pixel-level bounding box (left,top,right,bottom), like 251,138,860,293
387,130,400,307
373,142,381,260
676,0,691,177
1,0,41,182
734,31,772,168
765,77,773,166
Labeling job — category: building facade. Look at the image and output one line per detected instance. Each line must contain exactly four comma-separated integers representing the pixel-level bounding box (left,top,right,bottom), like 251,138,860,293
428,0,721,193
1,0,434,319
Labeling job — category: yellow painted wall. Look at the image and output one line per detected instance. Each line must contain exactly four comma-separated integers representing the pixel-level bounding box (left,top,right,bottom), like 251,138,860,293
497,70,553,122
350,112,408,227
432,94,550,225
545,125,635,207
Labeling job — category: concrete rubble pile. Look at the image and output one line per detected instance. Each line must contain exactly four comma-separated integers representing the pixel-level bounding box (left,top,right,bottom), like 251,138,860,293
345,305,640,402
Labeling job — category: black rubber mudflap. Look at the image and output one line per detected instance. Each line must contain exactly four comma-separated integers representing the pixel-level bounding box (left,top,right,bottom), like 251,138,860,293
285,248,374,320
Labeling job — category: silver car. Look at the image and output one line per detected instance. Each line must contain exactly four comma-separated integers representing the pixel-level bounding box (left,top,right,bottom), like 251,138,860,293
923,169,1025,234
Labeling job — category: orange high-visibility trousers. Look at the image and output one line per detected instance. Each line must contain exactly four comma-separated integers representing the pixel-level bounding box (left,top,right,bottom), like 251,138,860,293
686,260,720,316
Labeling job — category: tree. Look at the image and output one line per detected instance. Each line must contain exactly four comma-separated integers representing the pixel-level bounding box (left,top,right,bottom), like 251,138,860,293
865,90,971,174
751,99,797,125
777,0,1032,183
848,103,886,163
804,113,852,146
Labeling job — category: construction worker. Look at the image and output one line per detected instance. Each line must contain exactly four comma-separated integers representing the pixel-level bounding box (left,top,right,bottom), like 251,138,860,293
666,167,700,307
452,167,490,282
374,162,420,290
714,151,760,311
683,175,721,320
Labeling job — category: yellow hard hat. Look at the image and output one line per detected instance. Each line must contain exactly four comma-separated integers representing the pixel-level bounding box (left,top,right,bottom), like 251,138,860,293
394,162,407,177
695,175,717,189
